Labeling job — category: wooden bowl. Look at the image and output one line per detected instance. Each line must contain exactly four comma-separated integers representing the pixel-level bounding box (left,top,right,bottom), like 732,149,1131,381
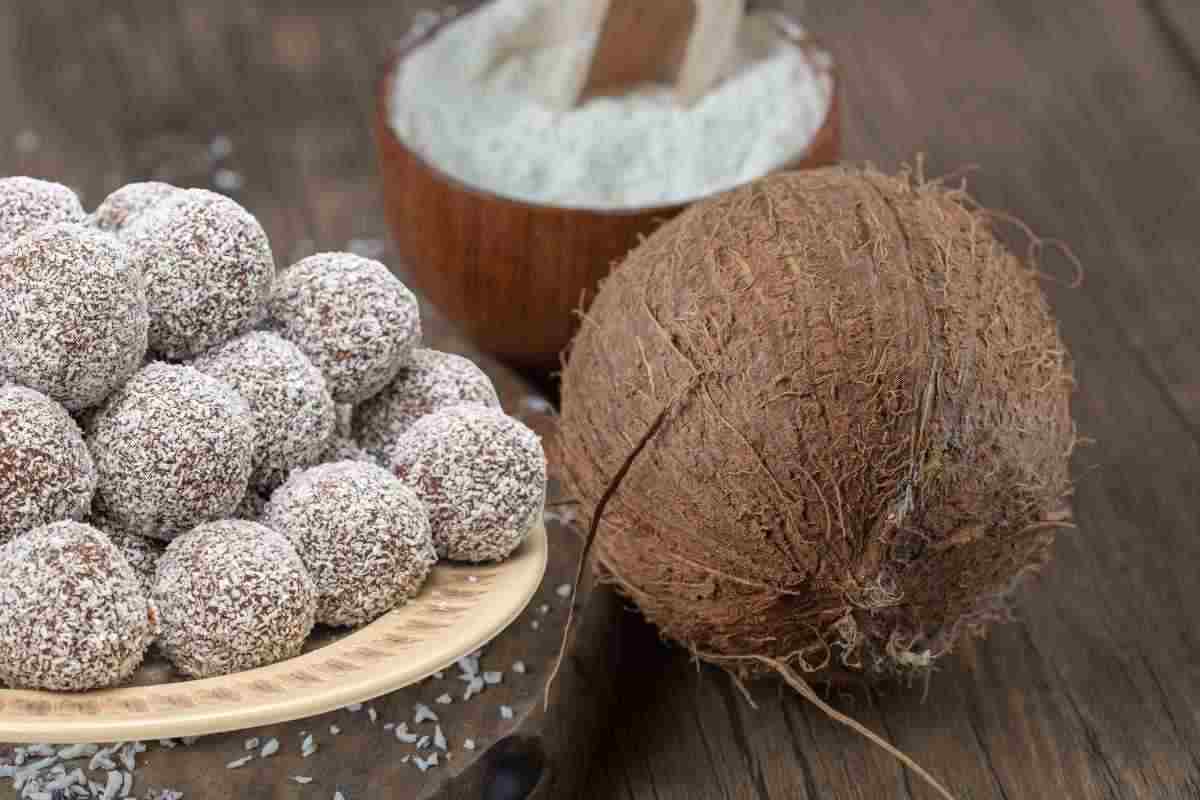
0,518,547,743
374,6,841,372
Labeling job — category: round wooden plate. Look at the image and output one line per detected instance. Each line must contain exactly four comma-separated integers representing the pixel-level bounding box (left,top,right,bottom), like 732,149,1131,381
0,518,548,744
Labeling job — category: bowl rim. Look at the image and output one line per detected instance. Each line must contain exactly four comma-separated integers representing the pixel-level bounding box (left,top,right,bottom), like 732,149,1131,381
375,1,840,218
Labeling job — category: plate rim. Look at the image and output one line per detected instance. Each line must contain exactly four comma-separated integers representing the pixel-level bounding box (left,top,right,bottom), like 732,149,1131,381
0,516,548,744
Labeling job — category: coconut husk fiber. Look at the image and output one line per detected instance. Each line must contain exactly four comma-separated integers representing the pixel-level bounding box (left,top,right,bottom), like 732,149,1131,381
559,165,1076,687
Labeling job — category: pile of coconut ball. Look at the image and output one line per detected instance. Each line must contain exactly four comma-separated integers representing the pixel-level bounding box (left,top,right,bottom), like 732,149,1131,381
0,176,547,692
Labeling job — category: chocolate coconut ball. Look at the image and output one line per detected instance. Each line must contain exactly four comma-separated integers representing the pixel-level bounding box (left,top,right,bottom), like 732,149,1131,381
87,363,256,540
391,406,545,563
353,348,500,464
86,514,165,596
123,189,275,359
0,386,96,546
319,435,371,465
0,176,84,249
191,331,336,490
0,223,149,410
91,181,181,236
263,461,436,627
154,520,316,678
268,253,421,403
0,521,156,691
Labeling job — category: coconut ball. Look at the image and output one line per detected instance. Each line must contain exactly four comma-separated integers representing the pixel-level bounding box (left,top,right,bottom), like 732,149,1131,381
191,331,336,490
353,348,500,464
319,435,372,465
87,363,256,540
268,252,421,403
263,461,436,627
0,176,84,249
154,520,316,678
87,512,165,596
91,181,181,236
0,223,149,410
0,521,156,691
123,189,275,359
391,406,545,563
0,386,96,546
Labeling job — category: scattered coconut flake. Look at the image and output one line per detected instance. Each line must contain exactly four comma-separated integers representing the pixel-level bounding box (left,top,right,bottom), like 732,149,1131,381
181,736,200,746
302,734,318,758
531,620,540,631
383,723,396,731
463,676,484,701
158,738,177,749
56,744,97,761
209,135,233,160
512,661,527,674
556,583,572,598
26,745,55,758
121,770,133,797
119,744,137,772
435,693,453,705
413,754,439,772
293,776,313,785
395,723,418,744
433,726,447,751
260,738,280,758
334,792,346,800
538,604,550,615
367,707,378,724
417,735,431,750
500,705,514,720
226,755,254,770
212,168,243,193
330,725,341,736
433,671,445,679
483,671,502,685
345,703,363,712
133,742,148,753
400,755,411,764
414,703,438,723
102,771,122,800
244,737,260,751
89,751,116,772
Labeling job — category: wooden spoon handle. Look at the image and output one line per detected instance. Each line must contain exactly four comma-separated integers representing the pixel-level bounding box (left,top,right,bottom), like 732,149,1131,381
579,0,698,102
674,0,746,106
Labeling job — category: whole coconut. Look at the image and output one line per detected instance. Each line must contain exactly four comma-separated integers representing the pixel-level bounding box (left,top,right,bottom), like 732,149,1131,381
559,167,1075,683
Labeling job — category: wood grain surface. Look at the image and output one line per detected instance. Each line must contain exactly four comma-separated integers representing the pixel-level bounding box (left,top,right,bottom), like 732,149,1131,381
0,1,1198,799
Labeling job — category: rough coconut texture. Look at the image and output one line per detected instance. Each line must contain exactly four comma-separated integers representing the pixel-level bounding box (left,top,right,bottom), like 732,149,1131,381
123,188,275,359
0,521,156,691
191,331,336,490
268,252,421,403
86,512,166,596
319,434,372,465
0,176,84,249
559,167,1076,683
90,181,181,236
154,520,316,678
391,406,546,563
87,363,257,541
0,386,96,546
235,487,271,522
0,222,149,410
262,461,436,627
353,348,501,464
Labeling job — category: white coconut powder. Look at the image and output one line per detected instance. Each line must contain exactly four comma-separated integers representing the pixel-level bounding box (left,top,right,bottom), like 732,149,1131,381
389,0,832,208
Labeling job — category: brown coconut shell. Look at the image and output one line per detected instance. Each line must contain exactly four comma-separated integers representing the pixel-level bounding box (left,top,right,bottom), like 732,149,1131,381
559,165,1076,684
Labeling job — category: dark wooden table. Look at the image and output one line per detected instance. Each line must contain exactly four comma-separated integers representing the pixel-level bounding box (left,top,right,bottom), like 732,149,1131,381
3,1,1199,798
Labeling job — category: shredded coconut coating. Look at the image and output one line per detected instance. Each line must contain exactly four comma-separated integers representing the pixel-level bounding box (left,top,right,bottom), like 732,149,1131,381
86,514,165,596
0,223,149,410
123,189,275,359
0,176,84,249
263,461,437,627
191,331,336,491
268,252,421,403
0,386,96,546
319,434,372,465
87,363,256,540
391,405,545,562
0,521,155,690
353,348,500,464
154,520,316,678
90,181,181,236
